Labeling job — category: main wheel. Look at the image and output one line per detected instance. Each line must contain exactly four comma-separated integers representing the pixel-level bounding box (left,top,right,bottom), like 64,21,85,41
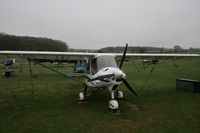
79,92,84,100
117,91,124,99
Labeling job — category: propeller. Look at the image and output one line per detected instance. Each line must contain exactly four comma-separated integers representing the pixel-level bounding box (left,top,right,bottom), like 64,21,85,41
112,43,138,96
112,85,118,90
119,43,128,69
122,78,138,96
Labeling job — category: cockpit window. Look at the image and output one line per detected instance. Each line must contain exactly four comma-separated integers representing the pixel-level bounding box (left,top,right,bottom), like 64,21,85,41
96,55,117,70
91,58,97,74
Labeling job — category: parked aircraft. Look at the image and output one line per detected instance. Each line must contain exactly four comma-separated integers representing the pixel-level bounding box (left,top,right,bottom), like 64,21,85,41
0,44,199,112
3,59,15,67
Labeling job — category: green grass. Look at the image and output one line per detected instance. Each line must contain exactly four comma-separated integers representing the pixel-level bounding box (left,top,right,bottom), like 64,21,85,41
0,58,200,133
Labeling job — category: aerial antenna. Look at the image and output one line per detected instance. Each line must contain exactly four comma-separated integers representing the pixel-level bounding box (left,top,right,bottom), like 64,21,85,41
28,59,34,98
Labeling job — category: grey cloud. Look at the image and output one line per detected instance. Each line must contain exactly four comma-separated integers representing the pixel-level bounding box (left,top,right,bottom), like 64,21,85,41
0,0,200,49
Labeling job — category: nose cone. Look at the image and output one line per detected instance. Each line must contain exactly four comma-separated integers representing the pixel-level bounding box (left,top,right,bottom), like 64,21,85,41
114,68,126,79
122,73,126,79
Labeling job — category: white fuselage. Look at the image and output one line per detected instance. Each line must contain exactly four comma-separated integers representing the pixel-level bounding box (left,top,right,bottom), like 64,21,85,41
85,55,126,89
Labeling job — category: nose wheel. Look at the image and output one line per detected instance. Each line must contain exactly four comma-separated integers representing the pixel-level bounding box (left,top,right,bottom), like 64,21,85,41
108,90,122,113
109,99,118,109
108,100,121,113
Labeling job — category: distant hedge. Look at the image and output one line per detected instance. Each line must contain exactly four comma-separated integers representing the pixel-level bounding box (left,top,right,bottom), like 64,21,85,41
0,33,68,51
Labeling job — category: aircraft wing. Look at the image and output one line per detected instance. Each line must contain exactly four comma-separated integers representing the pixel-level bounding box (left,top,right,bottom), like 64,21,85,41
0,51,199,59
0,51,97,62
0,51,96,57
124,53,200,57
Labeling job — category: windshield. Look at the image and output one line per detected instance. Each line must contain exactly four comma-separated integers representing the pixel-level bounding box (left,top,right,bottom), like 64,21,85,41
96,55,117,70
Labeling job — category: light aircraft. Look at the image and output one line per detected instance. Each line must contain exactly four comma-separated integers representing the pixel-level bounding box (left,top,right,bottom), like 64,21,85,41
0,44,199,112
2,58,15,67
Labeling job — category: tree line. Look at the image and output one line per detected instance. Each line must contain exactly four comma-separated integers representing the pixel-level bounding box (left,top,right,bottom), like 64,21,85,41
0,33,68,51
97,45,200,54
1,33,199,53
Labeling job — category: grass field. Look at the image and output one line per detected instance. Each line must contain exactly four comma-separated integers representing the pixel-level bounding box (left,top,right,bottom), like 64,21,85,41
0,58,200,133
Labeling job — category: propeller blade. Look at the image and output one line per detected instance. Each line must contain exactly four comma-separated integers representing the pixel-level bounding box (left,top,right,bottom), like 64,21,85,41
119,43,128,69
112,85,118,90
122,78,138,96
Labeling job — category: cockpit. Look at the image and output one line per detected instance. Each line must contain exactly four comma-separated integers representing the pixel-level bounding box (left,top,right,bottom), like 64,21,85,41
86,55,117,74
96,55,117,70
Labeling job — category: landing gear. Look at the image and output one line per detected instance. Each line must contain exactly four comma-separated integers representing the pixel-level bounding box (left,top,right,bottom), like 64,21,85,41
77,86,88,103
77,92,87,103
117,91,124,99
79,92,84,101
109,100,119,109
78,86,88,104
108,99,121,113
108,90,121,113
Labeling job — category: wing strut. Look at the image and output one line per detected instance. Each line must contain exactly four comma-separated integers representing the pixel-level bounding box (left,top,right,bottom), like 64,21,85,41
28,60,34,97
28,58,85,84
141,63,157,89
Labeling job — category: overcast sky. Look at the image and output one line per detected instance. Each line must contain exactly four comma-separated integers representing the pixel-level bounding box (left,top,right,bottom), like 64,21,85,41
0,0,200,49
